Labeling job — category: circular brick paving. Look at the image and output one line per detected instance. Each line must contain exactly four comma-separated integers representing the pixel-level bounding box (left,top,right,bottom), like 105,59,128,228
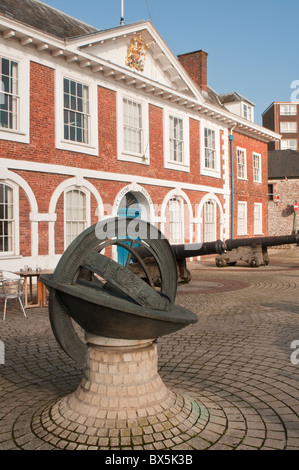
29,391,206,450
1,249,299,450
177,278,250,295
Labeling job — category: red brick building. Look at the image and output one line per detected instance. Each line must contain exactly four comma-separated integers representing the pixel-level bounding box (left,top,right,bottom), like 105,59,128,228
262,102,299,151
0,0,279,272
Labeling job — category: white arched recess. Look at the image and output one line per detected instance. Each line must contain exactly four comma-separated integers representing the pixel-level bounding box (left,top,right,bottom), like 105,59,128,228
109,183,156,261
112,183,156,222
160,188,194,243
48,176,104,258
196,192,225,244
0,169,38,268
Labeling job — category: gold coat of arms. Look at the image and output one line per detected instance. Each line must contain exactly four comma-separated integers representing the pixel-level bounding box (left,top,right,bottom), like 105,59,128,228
126,35,149,72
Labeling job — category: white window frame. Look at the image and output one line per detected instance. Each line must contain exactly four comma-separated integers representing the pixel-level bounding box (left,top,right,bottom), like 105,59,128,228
253,152,262,183
64,187,90,249
63,77,90,145
281,139,297,150
254,203,263,235
204,128,216,170
237,201,247,235
242,103,253,121
168,197,184,244
117,92,149,164
169,115,183,163
280,104,296,115
237,147,247,180
280,122,297,133
200,119,221,178
203,200,216,242
55,66,98,156
0,181,19,257
0,57,18,132
164,108,189,172
0,46,29,143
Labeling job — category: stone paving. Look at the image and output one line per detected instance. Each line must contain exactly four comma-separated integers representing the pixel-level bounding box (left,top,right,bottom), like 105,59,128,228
0,247,299,450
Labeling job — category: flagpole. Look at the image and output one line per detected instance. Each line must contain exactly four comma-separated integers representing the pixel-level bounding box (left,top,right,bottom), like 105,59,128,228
120,0,125,25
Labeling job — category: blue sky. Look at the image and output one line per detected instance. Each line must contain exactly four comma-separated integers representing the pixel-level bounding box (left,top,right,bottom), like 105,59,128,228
41,0,299,125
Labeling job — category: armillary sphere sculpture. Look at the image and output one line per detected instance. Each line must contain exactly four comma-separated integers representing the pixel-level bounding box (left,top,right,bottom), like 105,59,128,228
41,217,197,367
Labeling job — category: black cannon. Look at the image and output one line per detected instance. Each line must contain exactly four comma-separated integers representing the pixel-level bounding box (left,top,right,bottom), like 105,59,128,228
171,233,299,280
131,233,299,284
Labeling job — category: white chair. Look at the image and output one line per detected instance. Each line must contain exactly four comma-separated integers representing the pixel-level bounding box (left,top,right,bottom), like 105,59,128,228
0,278,27,321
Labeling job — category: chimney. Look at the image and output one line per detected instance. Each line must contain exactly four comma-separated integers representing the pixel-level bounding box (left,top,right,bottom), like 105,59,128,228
178,50,208,93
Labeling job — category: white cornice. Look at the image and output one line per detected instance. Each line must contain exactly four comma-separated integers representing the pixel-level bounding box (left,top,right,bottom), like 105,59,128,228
0,158,230,196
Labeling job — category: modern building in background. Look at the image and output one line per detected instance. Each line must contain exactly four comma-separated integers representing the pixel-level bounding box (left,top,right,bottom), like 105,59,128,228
0,0,279,272
262,102,299,151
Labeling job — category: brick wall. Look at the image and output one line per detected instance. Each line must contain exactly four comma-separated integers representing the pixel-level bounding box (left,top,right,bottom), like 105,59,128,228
232,132,269,237
18,186,31,257
178,50,208,92
262,105,277,151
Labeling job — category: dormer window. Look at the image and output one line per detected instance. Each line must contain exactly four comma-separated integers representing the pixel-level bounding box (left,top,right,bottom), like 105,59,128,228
218,93,255,122
243,103,253,121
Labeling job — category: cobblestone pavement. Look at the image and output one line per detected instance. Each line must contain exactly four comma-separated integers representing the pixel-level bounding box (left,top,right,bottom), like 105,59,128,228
0,248,299,450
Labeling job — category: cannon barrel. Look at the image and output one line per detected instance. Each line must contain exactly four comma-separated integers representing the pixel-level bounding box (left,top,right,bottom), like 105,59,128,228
171,240,226,260
130,233,299,284
171,233,299,260
223,233,299,252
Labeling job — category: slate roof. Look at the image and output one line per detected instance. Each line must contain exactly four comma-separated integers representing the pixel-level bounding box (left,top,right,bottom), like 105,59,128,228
205,86,226,109
219,91,255,107
269,150,299,179
0,0,99,39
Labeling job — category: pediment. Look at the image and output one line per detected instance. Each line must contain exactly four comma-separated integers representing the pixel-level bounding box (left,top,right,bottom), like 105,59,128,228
70,21,201,100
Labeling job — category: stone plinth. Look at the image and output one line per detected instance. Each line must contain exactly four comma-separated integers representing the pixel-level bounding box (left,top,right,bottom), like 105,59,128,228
69,336,170,417
33,336,204,450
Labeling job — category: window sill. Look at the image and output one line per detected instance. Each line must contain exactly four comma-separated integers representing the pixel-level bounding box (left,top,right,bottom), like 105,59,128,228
0,127,29,143
0,128,26,136
56,139,98,156
0,254,22,260
201,168,221,179
60,139,96,150
118,153,149,165
165,161,190,172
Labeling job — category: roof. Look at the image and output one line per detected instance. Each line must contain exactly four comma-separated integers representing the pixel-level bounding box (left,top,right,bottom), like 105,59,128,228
0,0,98,39
219,91,255,107
204,86,226,109
0,1,280,144
269,150,299,179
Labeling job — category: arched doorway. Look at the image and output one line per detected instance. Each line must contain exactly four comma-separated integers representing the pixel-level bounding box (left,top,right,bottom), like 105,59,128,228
117,192,141,265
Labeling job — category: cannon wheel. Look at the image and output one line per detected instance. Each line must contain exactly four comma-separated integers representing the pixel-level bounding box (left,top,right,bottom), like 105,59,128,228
249,257,261,268
216,257,225,267
48,217,178,367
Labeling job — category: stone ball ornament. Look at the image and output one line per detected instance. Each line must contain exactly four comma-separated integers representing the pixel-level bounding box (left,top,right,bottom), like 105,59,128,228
41,217,198,367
